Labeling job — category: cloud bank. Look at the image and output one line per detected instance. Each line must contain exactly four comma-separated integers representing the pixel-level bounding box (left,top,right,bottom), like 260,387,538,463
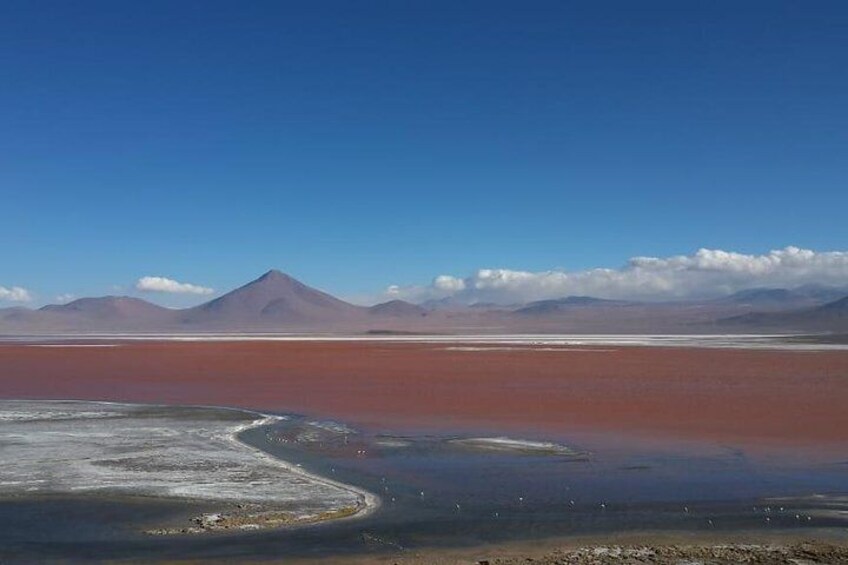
0,286,32,303
136,276,213,295
385,247,848,304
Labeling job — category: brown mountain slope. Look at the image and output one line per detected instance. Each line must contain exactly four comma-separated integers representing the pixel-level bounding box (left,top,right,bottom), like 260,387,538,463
179,270,365,326
0,296,174,332
40,296,173,321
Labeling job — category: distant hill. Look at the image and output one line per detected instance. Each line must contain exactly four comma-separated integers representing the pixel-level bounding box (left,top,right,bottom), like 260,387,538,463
717,288,800,305
41,296,172,321
713,286,847,309
0,296,174,332
180,270,363,326
1,270,459,333
368,300,428,317
819,295,848,314
721,294,848,331
0,306,37,317
419,296,469,311
514,296,630,315
793,284,848,302
3,273,848,335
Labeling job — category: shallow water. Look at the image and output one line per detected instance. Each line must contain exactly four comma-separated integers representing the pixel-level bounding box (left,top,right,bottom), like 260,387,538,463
1,410,846,562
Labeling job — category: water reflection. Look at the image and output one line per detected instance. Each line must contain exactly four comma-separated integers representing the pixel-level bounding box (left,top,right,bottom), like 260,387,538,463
1,413,846,562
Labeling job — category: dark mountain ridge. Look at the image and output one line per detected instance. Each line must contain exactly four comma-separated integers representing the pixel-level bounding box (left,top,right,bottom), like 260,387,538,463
514,296,631,315
721,294,848,331
713,286,847,309
368,300,428,317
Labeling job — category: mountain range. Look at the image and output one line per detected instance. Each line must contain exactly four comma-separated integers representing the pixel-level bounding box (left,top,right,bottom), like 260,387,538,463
1,270,847,335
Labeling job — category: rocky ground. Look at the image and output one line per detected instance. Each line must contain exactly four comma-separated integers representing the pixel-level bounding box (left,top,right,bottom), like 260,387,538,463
145,502,362,535
482,541,848,564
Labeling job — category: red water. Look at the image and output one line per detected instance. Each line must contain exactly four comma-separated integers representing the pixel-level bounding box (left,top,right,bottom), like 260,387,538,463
1,341,847,456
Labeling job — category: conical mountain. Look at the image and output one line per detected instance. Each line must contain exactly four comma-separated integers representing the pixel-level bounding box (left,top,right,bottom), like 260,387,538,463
183,270,364,326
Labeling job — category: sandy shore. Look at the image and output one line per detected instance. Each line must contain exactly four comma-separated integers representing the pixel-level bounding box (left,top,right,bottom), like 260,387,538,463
1,341,846,452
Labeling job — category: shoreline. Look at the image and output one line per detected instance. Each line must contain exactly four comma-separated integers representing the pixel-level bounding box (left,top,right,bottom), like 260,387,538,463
147,408,381,535
0,400,380,535
1,398,847,561
281,529,848,564
226,413,382,527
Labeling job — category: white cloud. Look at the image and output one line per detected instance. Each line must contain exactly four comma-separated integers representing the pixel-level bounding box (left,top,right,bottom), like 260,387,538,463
433,275,466,292
379,275,467,304
135,276,213,295
383,247,848,304
0,286,32,303
55,294,76,303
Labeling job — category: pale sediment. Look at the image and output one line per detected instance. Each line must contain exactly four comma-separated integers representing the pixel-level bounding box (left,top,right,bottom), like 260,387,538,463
448,436,587,457
0,399,378,534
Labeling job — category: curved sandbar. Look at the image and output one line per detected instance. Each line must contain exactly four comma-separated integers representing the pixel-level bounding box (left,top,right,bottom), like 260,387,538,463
0,400,378,533
449,436,586,457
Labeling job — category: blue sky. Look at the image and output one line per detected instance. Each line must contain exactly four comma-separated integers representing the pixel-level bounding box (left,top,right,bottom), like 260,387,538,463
2,1,847,306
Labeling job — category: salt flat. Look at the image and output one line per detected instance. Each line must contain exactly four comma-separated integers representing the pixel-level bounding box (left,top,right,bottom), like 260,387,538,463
4,333,848,350
0,400,376,527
